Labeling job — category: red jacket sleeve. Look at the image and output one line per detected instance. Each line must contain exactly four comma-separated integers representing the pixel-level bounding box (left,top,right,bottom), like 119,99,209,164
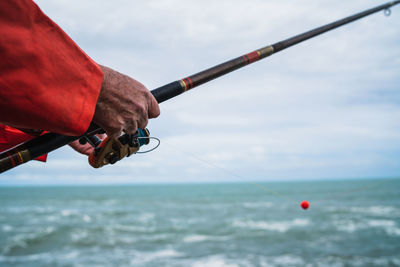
0,125,47,162
0,0,103,136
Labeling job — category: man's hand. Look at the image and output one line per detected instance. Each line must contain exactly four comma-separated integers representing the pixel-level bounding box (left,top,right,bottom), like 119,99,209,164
93,65,160,138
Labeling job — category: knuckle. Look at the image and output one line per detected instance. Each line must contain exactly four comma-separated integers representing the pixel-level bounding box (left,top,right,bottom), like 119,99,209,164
138,118,148,129
124,128,137,135
124,120,138,134
133,103,147,117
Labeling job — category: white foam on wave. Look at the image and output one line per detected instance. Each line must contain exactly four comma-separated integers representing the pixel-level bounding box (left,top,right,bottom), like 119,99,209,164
349,206,399,216
309,255,400,267
3,227,56,254
129,248,183,265
137,212,155,223
191,256,239,267
70,229,89,242
103,199,118,206
183,234,209,243
243,202,273,208
0,250,80,264
367,219,395,227
328,205,399,216
5,206,55,214
82,215,91,222
61,209,78,217
59,251,80,260
336,220,358,233
368,220,400,236
182,234,230,243
233,218,310,233
46,215,60,222
70,228,143,245
0,252,52,263
112,224,155,233
150,249,181,258
336,219,400,236
269,254,305,266
2,225,13,232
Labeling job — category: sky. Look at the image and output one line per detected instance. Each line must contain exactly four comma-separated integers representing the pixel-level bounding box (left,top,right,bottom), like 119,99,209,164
1,0,400,185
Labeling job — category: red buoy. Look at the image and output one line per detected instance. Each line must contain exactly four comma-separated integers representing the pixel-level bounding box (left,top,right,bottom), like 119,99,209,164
301,200,309,210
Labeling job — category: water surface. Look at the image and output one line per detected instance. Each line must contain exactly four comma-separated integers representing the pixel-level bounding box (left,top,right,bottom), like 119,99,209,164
0,179,399,266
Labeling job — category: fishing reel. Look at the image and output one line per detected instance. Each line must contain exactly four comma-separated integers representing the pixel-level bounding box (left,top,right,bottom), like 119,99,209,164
79,128,152,168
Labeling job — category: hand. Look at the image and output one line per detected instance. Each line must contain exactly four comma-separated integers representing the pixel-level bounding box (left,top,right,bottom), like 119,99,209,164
93,65,160,138
69,134,106,156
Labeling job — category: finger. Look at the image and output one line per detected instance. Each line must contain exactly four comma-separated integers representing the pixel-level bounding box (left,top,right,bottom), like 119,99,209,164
124,120,138,135
105,126,123,139
148,94,160,118
137,115,148,130
69,141,94,156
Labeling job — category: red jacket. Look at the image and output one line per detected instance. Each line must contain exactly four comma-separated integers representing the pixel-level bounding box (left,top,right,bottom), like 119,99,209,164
0,1,103,157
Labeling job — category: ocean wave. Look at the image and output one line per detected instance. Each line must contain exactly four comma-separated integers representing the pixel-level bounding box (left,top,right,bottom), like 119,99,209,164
0,250,80,264
233,218,310,233
327,205,400,216
349,206,400,216
310,255,400,267
136,212,155,223
243,202,273,208
368,220,400,236
45,215,60,222
2,227,56,254
70,226,171,246
4,206,55,214
0,252,52,263
191,256,239,267
190,254,400,267
70,229,89,243
44,212,91,223
183,234,209,243
1,225,13,232
82,215,92,222
266,254,305,266
336,219,400,236
183,234,230,243
61,209,79,217
70,228,137,246
112,224,155,233
129,248,183,265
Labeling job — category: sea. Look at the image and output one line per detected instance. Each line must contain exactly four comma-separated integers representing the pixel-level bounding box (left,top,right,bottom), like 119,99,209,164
0,179,399,267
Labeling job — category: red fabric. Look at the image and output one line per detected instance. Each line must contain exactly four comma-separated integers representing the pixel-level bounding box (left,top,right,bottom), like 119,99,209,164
0,0,103,136
0,125,47,162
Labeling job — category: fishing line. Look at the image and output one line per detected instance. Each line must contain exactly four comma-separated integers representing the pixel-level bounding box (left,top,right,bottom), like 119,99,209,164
161,140,396,209
161,140,290,200
136,137,161,154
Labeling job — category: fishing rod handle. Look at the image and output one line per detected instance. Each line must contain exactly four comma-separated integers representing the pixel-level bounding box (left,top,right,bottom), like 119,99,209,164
0,133,77,173
0,126,102,173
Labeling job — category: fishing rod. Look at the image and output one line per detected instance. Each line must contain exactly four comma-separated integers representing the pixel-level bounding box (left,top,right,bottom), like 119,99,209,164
0,1,399,173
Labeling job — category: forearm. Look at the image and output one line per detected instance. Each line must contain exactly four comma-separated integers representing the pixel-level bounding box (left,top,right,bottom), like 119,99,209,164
0,0,103,136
